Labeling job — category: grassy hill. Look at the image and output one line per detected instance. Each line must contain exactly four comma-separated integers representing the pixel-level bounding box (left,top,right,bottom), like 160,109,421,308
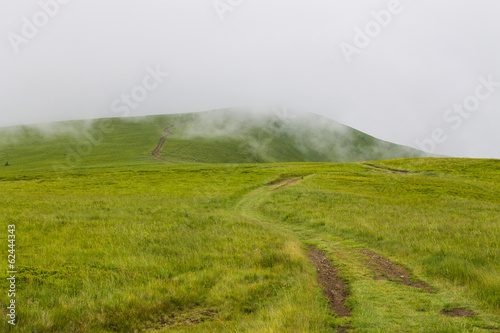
0,111,498,332
0,109,425,175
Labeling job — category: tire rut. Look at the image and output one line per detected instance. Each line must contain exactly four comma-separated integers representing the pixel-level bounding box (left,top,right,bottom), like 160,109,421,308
152,118,194,162
364,163,413,174
306,245,351,332
357,249,434,293
267,177,301,189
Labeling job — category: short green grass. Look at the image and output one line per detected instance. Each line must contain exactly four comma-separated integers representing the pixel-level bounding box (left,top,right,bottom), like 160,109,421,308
0,165,338,332
0,159,499,332
0,110,424,176
0,114,498,332
257,159,500,309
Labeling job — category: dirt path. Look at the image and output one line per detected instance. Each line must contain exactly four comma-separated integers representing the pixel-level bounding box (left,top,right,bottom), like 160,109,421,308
364,163,412,174
233,181,354,332
222,177,491,332
267,177,301,189
225,176,489,332
152,129,173,162
152,118,193,162
306,245,351,332
357,249,434,293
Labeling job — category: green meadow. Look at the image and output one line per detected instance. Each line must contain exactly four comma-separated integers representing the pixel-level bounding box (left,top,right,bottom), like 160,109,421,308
0,113,498,332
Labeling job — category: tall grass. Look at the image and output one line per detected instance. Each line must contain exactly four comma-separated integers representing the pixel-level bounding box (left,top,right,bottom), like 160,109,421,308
0,159,499,331
0,165,333,332
258,159,500,309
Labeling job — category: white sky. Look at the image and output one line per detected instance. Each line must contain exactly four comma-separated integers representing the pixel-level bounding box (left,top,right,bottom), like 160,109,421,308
1,0,499,158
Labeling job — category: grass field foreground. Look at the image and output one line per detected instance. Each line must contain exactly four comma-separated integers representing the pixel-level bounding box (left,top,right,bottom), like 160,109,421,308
0,159,498,332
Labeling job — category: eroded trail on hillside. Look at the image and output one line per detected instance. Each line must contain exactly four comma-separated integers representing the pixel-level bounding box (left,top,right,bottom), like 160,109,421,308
306,245,351,332
357,249,435,293
363,163,414,174
152,118,193,162
267,177,301,189
231,176,487,332
233,177,354,332
152,129,173,162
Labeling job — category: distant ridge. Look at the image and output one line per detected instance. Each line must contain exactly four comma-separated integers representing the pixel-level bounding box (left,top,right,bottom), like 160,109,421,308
0,108,426,173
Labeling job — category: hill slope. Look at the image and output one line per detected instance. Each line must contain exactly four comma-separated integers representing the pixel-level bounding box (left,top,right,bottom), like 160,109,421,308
0,109,426,174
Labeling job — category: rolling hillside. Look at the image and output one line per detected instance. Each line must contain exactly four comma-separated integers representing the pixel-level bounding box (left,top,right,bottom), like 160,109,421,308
2,110,497,333
0,109,426,175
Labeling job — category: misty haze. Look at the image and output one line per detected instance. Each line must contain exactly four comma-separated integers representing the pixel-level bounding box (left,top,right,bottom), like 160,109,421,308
0,1,499,332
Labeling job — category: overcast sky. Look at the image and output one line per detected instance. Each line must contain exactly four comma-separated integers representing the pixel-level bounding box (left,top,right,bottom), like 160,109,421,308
1,0,499,158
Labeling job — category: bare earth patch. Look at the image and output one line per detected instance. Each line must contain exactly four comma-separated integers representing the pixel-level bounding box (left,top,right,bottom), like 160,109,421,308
152,118,194,162
152,129,172,162
357,249,434,293
306,245,351,332
364,163,412,174
145,308,217,331
441,308,476,317
267,177,300,189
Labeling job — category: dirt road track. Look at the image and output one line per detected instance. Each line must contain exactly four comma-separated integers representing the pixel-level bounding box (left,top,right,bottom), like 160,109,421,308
152,118,193,162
